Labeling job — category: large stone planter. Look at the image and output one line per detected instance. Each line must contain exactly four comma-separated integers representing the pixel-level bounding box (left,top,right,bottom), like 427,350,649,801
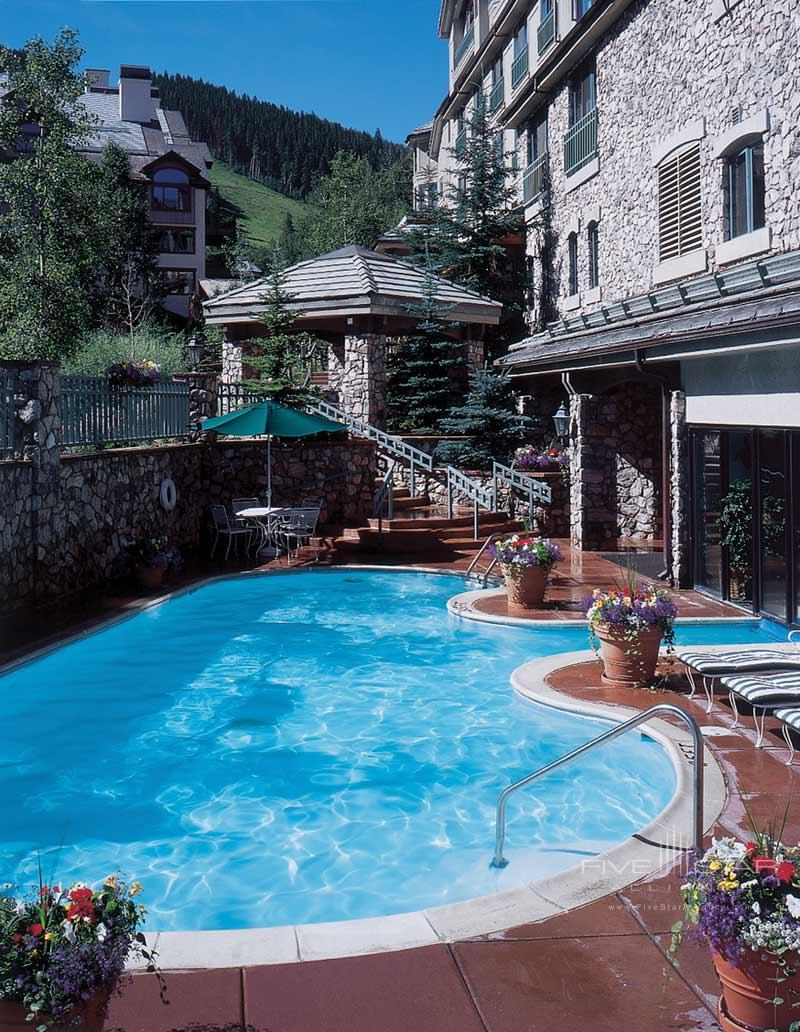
502,564,550,608
594,624,663,688
713,949,800,1031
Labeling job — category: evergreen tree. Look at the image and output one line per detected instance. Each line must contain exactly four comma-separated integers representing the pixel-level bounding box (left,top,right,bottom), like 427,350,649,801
0,30,100,360
410,93,525,359
242,251,315,407
278,212,301,266
436,368,531,470
386,255,459,434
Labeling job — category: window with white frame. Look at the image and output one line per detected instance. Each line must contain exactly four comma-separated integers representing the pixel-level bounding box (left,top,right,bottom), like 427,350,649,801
725,143,765,240
657,144,702,262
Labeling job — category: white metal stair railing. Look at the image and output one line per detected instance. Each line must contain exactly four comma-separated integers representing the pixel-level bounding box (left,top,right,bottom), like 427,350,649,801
465,531,503,587
490,703,705,869
492,461,552,520
307,400,433,497
372,460,396,532
446,466,495,541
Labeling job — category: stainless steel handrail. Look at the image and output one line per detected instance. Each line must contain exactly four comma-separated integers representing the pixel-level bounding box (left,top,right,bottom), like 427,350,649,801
372,461,396,525
491,703,704,868
446,466,495,540
465,531,502,586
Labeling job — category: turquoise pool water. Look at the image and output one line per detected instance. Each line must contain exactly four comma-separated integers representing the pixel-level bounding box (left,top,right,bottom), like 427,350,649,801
0,570,784,931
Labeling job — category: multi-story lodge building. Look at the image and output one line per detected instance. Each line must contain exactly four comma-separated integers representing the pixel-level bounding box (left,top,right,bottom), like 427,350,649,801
415,0,800,627
1,65,211,318
79,66,212,317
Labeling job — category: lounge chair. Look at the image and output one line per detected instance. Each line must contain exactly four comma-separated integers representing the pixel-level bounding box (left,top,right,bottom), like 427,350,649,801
773,708,800,765
677,635,800,712
723,671,800,747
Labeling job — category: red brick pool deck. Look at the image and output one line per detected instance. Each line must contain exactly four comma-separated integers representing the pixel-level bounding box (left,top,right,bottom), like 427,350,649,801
4,542,788,1031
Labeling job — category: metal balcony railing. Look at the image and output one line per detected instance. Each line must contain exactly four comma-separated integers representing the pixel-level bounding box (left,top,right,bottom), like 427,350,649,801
522,152,548,204
455,127,467,156
454,22,475,69
563,107,598,176
511,45,529,89
489,77,505,113
537,6,557,53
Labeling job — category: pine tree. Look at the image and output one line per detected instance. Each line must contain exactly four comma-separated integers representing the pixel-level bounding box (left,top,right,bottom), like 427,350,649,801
436,368,531,470
386,254,460,434
410,93,525,359
242,251,315,407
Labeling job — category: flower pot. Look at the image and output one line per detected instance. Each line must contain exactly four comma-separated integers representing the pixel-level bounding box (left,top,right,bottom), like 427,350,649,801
713,949,800,1031
0,994,106,1031
503,564,550,608
594,624,663,688
134,564,165,591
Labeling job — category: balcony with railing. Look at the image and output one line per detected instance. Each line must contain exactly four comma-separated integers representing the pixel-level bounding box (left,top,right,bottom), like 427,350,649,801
453,22,475,69
523,153,548,205
511,45,529,89
489,77,505,113
563,108,597,176
455,127,468,156
537,5,557,53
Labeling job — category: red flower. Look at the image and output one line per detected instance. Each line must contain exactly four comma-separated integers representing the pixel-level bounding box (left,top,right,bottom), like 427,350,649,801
755,857,778,875
12,933,21,944
777,861,797,883
69,887,93,903
745,841,756,853
27,923,43,937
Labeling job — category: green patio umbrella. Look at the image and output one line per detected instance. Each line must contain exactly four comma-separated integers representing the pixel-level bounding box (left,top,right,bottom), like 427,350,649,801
201,400,346,506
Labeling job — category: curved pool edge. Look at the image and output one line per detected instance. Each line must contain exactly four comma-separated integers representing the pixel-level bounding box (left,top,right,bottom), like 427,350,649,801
130,644,725,972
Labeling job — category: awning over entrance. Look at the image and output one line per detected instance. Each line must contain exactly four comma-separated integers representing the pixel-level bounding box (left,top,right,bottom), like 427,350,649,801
500,248,800,376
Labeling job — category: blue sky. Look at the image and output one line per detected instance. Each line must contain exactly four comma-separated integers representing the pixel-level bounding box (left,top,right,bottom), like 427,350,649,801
2,0,447,142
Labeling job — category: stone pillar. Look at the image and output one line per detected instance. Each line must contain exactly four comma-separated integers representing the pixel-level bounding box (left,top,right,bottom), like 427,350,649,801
669,389,691,587
174,371,219,443
340,333,387,427
327,338,346,407
465,338,485,375
568,393,617,551
221,327,243,382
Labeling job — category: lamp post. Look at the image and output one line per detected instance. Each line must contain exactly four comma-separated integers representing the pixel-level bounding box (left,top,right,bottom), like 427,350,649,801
185,334,204,372
552,401,569,442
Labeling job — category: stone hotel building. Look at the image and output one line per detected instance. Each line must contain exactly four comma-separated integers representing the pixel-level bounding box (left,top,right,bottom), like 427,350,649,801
413,0,800,627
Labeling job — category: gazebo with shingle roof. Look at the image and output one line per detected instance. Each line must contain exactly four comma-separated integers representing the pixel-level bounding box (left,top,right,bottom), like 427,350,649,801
203,245,502,427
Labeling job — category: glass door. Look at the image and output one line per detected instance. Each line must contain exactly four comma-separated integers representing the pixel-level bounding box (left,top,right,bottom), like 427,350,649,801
758,430,789,622
692,431,723,596
724,431,754,605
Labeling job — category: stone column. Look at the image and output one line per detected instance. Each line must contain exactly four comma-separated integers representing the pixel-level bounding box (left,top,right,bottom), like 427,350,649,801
340,333,387,427
669,390,691,587
327,338,346,407
465,338,485,375
568,393,617,551
221,327,243,382
174,371,219,443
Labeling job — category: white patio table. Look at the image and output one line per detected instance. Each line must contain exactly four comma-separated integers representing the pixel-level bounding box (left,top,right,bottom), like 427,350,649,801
237,506,289,556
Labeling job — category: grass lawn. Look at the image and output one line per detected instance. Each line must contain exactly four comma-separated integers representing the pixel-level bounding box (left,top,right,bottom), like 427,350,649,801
209,161,306,247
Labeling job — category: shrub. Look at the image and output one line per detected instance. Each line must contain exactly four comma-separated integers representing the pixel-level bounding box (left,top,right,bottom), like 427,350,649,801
63,323,185,378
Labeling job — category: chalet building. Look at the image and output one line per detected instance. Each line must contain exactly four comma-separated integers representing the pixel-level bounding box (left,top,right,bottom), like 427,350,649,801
415,0,800,627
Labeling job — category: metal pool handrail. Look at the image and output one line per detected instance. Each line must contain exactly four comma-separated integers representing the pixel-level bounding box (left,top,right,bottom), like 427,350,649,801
490,703,704,868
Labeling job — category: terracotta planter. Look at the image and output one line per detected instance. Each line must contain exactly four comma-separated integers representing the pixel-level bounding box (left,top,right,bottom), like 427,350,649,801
503,564,550,608
134,564,165,591
0,994,106,1031
713,949,800,1031
594,624,663,688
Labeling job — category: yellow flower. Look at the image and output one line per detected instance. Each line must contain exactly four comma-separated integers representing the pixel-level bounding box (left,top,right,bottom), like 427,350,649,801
44,932,53,941
709,861,721,872
104,875,118,888
130,882,143,897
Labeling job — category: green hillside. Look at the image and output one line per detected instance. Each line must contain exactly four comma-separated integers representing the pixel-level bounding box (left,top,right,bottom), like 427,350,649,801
208,161,306,248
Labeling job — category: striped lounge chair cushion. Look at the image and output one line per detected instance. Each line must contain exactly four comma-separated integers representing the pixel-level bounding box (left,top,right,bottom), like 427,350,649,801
677,649,800,676
774,708,800,732
722,672,800,706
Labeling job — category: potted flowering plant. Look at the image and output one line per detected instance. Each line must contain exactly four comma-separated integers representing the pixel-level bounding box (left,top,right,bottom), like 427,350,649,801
680,823,800,1032
127,536,183,590
513,445,568,473
0,876,154,1031
107,361,160,389
584,571,678,688
489,535,562,608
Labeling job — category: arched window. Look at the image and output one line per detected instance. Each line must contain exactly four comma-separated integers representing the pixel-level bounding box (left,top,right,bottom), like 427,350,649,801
151,167,191,213
568,232,578,296
587,221,599,289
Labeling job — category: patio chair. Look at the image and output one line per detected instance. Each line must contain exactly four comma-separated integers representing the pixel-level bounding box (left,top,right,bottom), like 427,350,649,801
276,506,321,563
232,497,263,552
677,635,800,712
773,708,800,765
209,505,253,560
723,671,800,747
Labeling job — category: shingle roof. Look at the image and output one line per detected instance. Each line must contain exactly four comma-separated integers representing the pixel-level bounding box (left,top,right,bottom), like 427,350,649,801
204,245,502,326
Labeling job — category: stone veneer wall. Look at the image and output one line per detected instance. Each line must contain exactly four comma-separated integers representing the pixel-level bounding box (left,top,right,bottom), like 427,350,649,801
0,362,376,608
522,0,800,318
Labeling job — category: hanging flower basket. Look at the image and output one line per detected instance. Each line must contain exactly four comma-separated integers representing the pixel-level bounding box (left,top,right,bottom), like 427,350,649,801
584,584,677,688
680,833,800,1032
489,536,562,609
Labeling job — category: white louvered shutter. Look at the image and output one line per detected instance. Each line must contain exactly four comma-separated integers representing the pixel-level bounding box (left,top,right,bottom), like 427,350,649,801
658,144,702,262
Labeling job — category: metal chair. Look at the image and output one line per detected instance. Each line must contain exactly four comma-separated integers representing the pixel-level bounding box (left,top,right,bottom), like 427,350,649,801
232,497,263,553
209,505,253,560
276,506,321,562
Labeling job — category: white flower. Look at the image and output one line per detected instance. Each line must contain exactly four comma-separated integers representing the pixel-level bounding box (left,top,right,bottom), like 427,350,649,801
62,920,76,944
704,837,748,864
752,902,761,915
786,895,800,918
15,900,25,916
96,922,108,943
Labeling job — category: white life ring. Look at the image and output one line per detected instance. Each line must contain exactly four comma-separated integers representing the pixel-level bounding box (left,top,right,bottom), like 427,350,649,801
160,477,177,512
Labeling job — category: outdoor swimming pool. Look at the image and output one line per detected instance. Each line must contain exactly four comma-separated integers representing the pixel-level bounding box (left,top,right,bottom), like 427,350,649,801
0,569,785,931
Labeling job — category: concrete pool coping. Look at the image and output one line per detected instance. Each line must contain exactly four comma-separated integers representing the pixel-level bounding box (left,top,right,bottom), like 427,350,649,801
3,566,731,971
